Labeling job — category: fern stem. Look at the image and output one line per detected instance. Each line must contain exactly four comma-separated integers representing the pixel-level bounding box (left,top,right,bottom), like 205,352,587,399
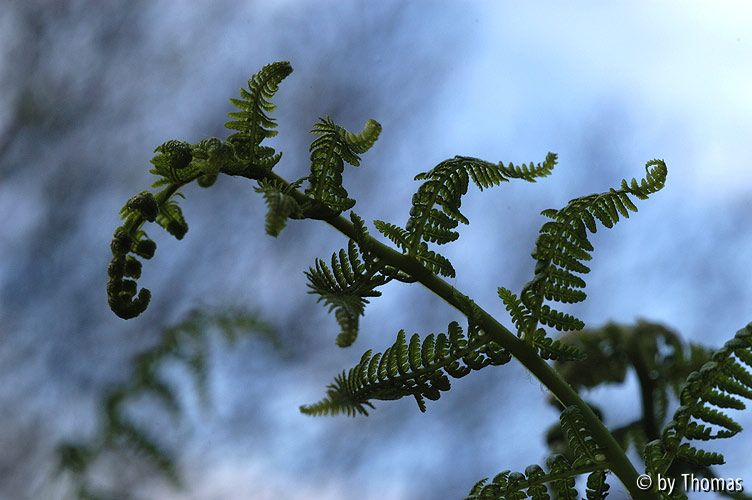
264,171,657,499
627,341,661,442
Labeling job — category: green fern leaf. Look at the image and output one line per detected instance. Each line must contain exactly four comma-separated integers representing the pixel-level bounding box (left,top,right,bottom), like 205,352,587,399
497,287,534,335
405,154,556,257
676,444,724,466
560,406,607,467
646,322,752,476
497,152,558,181
498,160,667,360
530,328,584,361
305,116,381,213
373,220,411,250
306,240,389,347
255,178,303,237
415,243,456,278
372,154,555,284
225,60,292,171
301,321,510,416
585,470,610,500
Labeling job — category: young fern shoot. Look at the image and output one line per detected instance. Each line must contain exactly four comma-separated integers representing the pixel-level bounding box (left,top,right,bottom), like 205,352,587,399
105,61,752,499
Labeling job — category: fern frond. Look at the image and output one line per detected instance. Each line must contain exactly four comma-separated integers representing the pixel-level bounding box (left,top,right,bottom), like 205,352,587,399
466,457,606,500
305,240,389,347
498,160,667,358
225,60,292,172
371,154,555,281
108,63,293,319
409,154,557,235
467,407,608,499
385,154,557,278
255,177,303,237
342,117,382,153
546,321,752,497
497,152,558,182
300,321,510,416
646,322,752,475
58,308,277,499
560,406,607,466
305,116,381,213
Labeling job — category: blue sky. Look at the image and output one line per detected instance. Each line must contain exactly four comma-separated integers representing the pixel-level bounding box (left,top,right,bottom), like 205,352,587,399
1,2,751,499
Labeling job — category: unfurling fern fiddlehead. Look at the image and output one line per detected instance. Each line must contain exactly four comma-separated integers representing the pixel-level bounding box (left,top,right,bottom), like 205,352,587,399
107,61,293,319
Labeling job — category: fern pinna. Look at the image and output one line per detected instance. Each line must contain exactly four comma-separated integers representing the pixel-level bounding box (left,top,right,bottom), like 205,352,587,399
374,153,557,277
300,319,510,416
644,323,752,493
104,60,752,500
498,159,667,360
305,217,389,347
548,323,713,454
468,406,610,500
305,116,381,212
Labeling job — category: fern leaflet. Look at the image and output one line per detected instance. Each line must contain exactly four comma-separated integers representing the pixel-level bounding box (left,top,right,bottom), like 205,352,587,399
645,323,752,475
305,116,381,213
375,153,556,278
225,60,292,172
498,160,667,359
155,197,188,240
467,407,608,499
300,321,510,416
255,177,303,237
306,238,389,347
